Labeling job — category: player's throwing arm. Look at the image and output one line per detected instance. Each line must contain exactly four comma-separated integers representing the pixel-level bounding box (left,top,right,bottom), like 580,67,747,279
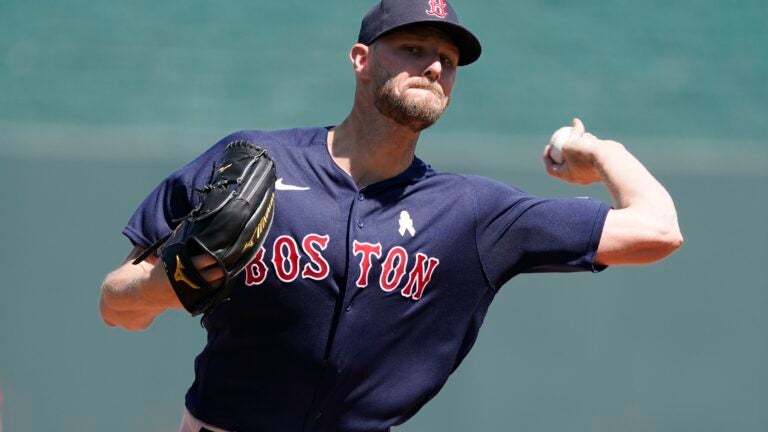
543,118,683,265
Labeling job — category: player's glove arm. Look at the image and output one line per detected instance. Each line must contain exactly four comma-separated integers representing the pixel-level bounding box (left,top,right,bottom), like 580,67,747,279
101,141,276,329
99,246,184,331
139,141,275,316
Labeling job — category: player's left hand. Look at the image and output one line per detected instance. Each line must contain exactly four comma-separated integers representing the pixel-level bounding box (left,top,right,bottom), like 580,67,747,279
542,118,620,185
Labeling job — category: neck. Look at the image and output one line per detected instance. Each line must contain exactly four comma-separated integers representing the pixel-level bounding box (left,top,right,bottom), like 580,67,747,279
329,103,421,189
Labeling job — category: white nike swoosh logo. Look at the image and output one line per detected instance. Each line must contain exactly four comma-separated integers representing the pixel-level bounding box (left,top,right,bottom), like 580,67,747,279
275,178,310,191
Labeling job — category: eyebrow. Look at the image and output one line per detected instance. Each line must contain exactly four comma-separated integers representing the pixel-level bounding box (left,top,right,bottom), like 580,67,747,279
393,34,459,54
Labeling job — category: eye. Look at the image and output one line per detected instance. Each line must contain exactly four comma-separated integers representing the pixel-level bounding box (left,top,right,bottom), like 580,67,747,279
403,46,422,56
440,55,456,68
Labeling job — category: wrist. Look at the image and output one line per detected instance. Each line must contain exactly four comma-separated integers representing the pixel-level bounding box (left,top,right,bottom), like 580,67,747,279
592,139,626,166
593,140,630,180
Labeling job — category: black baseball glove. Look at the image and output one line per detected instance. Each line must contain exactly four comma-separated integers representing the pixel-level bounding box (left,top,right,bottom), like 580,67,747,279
134,140,276,316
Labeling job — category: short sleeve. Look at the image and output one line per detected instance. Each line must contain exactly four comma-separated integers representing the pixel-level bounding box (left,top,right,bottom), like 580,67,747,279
469,176,610,289
121,133,247,248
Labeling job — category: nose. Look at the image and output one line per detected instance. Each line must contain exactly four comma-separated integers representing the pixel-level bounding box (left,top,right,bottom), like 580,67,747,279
423,59,442,82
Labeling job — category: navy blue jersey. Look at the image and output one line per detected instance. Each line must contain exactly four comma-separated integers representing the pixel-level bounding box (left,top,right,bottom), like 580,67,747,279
124,126,610,432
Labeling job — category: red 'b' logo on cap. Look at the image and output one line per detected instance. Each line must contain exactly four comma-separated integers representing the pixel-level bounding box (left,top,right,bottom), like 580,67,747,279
426,0,448,18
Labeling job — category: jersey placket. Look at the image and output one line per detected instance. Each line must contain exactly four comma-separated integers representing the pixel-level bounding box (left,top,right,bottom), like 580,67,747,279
304,188,369,431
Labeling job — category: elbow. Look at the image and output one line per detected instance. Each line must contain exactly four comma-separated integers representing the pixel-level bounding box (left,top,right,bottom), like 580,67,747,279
116,318,154,332
99,296,154,331
99,277,154,331
669,229,684,252
99,302,117,328
649,223,684,261
662,216,684,252
99,278,118,327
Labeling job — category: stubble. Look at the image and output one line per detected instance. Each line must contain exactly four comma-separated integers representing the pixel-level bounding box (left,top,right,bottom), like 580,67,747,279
372,65,450,132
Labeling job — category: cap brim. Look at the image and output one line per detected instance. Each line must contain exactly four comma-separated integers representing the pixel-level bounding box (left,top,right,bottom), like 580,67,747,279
429,21,481,66
369,21,482,66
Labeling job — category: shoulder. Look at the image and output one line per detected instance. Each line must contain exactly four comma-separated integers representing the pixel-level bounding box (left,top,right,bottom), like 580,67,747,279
215,127,329,152
407,171,535,227
160,128,317,188
421,171,530,201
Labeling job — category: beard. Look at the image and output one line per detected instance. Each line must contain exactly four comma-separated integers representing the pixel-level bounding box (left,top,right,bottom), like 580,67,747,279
372,66,450,132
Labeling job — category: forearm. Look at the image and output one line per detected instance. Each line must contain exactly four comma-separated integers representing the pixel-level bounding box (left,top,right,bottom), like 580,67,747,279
593,141,683,264
99,259,182,330
597,141,678,223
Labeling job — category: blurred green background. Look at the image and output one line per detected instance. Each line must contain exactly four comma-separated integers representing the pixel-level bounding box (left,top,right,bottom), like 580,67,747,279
1,0,766,431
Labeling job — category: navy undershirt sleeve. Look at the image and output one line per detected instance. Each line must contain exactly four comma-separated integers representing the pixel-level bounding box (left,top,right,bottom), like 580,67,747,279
469,175,610,290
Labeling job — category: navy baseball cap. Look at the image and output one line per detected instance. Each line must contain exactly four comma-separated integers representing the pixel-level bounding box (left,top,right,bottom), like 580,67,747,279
358,0,482,66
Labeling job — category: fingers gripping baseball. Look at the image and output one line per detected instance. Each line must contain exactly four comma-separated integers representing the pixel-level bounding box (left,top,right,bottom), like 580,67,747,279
543,118,602,185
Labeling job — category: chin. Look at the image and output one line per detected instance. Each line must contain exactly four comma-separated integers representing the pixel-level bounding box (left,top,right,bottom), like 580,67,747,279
404,88,441,101
403,94,445,112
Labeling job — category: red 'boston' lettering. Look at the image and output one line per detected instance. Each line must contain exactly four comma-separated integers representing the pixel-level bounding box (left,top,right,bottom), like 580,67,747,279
401,253,440,300
380,246,408,292
244,247,269,286
272,235,301,282
353,241,382,288
245,234,440,302
301,234,330,280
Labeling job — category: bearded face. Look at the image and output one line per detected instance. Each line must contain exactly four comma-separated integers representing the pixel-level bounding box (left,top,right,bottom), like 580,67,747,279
371,63,451,132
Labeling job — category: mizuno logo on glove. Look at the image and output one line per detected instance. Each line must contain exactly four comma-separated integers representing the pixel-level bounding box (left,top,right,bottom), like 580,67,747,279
174,255,201,289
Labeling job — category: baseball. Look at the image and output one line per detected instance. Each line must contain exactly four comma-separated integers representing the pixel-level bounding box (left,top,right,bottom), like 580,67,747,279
548,126,572,164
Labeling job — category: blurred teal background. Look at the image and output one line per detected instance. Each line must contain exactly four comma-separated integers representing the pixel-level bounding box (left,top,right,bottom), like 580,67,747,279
1,0,766,430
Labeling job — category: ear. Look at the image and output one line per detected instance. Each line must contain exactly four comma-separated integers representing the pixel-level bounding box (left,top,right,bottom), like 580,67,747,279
349,43,370,77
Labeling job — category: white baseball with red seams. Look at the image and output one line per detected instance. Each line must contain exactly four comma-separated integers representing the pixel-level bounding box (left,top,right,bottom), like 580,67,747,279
549,126,573,164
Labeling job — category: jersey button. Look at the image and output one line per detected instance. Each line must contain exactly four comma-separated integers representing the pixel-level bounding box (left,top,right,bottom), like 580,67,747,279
357,220,364,228
357,193,364,201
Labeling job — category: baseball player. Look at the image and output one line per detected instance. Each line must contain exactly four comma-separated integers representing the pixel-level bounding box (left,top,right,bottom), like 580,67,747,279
99,0,683,431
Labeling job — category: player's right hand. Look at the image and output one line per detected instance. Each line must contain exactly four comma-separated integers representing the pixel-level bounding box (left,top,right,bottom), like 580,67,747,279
190,254,226,288
542,118,622,185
